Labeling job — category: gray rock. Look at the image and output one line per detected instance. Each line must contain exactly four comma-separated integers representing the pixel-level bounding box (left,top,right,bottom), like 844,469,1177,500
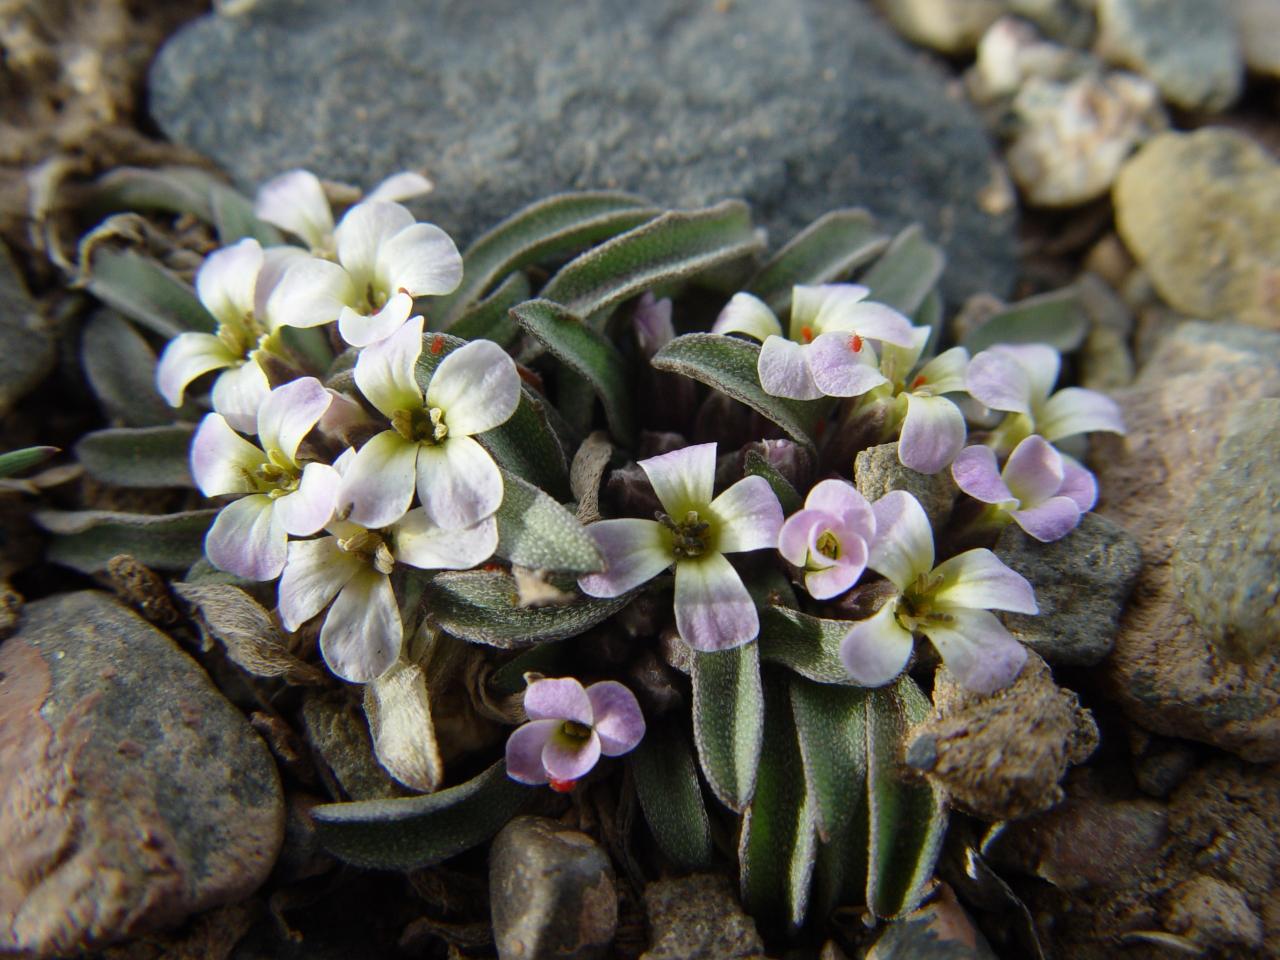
1231,0,1280,78
0,591,283,958
866,884,998,959
1172,398,1280,663
855,442,958,530
300,692,400,801
994,513,1142,666
1097,0,1243,112
641,874,766,960
1092,322,1280,761
489,816,617,960
0,242,55,417
1009,0,1096,47
872,0,1005,54
1113,129,1280,331
1165,876,1264,950
148,0,1018,305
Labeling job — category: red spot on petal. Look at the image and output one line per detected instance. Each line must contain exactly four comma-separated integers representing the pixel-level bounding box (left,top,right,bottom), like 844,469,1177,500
849,334,863,353
800,325,814,344
910,374,927,390
430,335,445,355
549,778,577,793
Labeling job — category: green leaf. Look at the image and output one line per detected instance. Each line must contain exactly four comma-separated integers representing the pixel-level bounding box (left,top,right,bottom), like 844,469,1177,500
631,719,714,871
860,225,945,316
739,673,817,932
961,286,1088,354
690,641,764,813
0,446,58,478
446,271,530,347
74,426,194,488
83,249,217,337
209,183,282,245
915,289,945,363
277,324,336,375
510,299,635,446
651,334,821,448
866,676,948,919
479,385,572,501
540,201,765,325
81,312,179,426
790,679,868,841
758,605,857,685
487,641,569,696
429,570,630,647
37,508,216,573
743,450,802,515
434,192,659,327
493,470,602,574
748,209,890,314
312,761,532,870
84,166,218,222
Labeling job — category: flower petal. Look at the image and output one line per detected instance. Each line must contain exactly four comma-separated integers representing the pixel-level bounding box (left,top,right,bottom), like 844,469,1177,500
366,171,435,203
524,677,592,724
393,508,496,569
673,553,758,652
335,200,415,282
504,719,558,784
341,430,419,530
966,347,1033,414
951,445,1014,504
254,170,334,250
1011,496,1082,542
868,490,934,590
191,413,264,496
337,294,413,348
805,478,874,534
639,442,715,517
1038,387,1126,441
711,292,782,341
757,335,822,400
777,508,825,567
921,608,1027,695
634,292,674,357
709,475,783,553
206,495,287,581
425,339,520,437
806,332,889,397
816,298,916,347
320,568,402,683
354,315,425,418
256,376,332,463
416,435,503,529
196,238,263,327
542,729,602,781
790,283,868,338
1001,434,1064,508
899,394,966,474
577,519,672,598
275,462,340,536
376,221,462,297
805,551,865,600
257,245,310,324
266,256,356,329
915,346,970,396
156,332,237,407
839,600,914,687
932,548,1038,614
878,327,930,384
585,681,646,756
278,535,360,631
998,344,1060,404
211,359,271,434
1058,456,1098,512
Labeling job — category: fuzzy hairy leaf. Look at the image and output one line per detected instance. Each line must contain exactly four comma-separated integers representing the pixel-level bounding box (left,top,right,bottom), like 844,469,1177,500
758,605,856,685
743,450,802,515
436,192,658,326
748,209,890,314
651,334,821,448
866,676,948,919
860,225,945,317
364,661,443,794
446,271,530,347
739,673,818,932
429,569,628,647
208,183,282,245
312,761,531,869
486,641,570,696
83,249,217,337
75,425,194,488
0,446,58,479
961,287,1088,354
540,201,764,324
510,299,635,446
38,508,216,573
493,470,602,574
81,311,179,426
790,679,868,841
691,641,764,813
631,719,714,871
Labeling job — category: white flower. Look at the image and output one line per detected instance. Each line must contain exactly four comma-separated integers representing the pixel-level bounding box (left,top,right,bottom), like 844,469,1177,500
268,198,462,347
191,377,339,580
340,317,520,530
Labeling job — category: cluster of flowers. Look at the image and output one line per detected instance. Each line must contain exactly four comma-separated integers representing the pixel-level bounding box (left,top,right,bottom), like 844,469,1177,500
166,171,1123,791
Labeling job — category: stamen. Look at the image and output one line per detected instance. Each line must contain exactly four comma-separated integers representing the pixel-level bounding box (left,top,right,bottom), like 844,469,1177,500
657,509,713,559
560,720,593,741
815,530,840,559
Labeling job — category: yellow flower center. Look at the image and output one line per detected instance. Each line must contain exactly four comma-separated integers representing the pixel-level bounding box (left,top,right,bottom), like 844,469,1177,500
337,529,395,575
392,406,448,444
